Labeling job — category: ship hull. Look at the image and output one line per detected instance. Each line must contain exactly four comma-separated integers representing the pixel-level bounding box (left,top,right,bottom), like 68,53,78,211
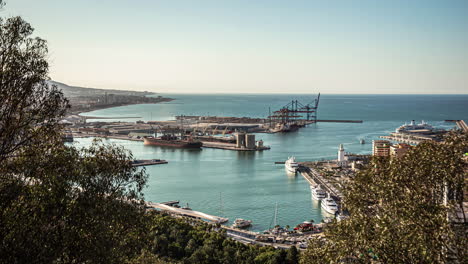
143,137,203,148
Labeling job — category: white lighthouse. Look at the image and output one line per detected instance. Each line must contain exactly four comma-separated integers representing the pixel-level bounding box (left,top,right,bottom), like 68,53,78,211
337,144,347,167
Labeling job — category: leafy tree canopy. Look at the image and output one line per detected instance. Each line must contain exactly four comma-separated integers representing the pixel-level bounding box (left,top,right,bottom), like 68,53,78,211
302,132,467,264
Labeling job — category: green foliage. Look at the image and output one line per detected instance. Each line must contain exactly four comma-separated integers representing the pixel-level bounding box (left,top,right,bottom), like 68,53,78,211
301,132,467,264
0,15,296,264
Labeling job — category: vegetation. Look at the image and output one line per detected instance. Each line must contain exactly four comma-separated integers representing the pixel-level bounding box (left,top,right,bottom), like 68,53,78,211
302,132,467,263
0,16,296,264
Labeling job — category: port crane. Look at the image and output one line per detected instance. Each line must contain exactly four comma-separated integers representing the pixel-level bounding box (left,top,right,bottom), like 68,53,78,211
268,93,320,126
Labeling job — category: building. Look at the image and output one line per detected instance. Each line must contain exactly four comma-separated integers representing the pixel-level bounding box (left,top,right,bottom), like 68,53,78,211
390,143,412,158
337,144,348,167
373,140,391,157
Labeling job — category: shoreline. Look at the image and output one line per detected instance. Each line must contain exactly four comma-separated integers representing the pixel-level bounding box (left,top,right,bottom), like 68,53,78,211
69,97,174,118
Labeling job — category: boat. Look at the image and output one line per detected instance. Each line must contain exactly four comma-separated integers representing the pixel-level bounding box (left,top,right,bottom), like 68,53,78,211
310,185,326,200
143,134,203,149
293,221,314,232
181,203,192,210
264,202,286,235
232,218,252,228
285,156,299,173
360,138,365,144
396,120,434,133
321,194,338,215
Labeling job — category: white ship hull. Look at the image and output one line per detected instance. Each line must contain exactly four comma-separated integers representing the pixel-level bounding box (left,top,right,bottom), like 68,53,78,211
321,197,338,214
285,157,299,173
310,186,326,200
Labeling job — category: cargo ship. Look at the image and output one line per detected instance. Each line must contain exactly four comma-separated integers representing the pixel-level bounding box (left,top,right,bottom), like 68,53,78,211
143,135,203,149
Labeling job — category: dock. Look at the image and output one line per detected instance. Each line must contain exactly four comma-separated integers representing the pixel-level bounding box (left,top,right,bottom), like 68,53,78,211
316,120,363,123
145,201,229,223
202,141,270,151
132,159,168,167
445,119,468,132
379,135,425,145
299,167,343,202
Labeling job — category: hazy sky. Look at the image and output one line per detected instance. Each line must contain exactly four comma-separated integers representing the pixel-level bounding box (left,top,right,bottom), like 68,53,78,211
5,0,468,94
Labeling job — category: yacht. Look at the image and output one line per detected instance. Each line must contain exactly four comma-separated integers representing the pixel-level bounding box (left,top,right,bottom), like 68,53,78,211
396,120,434,133
310,185,327,200
232,218,252,228
321,194,338,215
285,157,299,173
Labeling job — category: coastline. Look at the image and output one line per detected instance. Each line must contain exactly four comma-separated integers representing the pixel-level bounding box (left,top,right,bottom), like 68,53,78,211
70,97,174,117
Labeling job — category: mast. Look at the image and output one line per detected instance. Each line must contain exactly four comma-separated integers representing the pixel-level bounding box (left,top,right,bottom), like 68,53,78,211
274,202,278,227
219,192,224,217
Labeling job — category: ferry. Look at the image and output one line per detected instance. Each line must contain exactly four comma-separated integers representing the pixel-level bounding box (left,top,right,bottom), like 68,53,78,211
396,120,434,133
310,185,327,200
232,218,252,228
285,157,299,173
321,194,338,215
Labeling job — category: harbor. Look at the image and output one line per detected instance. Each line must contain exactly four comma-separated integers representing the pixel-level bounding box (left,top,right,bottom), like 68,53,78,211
71,94,467,233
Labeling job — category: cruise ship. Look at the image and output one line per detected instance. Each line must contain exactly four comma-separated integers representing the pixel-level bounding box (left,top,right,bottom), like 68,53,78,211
285,157,299,173
321,194,338,215
310,185,326,200
396,120,434,133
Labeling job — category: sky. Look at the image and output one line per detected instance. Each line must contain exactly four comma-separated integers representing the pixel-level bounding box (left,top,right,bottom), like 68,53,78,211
4,0,468,94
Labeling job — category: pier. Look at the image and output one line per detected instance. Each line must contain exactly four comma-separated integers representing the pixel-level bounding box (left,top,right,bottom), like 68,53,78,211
202,141,270,151
145,201,229,223
132,159,168,167
316,119,363,123
299,167,343,202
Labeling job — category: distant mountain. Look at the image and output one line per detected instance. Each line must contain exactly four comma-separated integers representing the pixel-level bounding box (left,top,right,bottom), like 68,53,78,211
48,80,155,98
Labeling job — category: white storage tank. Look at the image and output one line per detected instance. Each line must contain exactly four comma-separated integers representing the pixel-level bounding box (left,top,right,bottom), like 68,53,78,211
246,134,256,149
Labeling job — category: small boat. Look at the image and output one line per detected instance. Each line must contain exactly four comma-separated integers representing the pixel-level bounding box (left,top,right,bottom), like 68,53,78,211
181,203,192,210
310,185,327,200
360,138,365,144
321,194,338,215
285,156,299,173
232,218,252,228
293,221,314,232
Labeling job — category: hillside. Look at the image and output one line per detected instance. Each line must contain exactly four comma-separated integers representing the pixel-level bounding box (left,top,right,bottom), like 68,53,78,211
49,80,155,98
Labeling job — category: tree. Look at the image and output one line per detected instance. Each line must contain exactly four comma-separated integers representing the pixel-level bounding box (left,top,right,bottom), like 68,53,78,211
301,132,467,263
0,16,149,263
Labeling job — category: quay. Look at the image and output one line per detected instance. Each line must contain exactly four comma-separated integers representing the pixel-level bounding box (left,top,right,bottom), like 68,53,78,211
202,141,270,151
145,201,229,223
379,135,425,145
299,166,343,202
132,159,168,167
316,119,363,123
446,120,468,132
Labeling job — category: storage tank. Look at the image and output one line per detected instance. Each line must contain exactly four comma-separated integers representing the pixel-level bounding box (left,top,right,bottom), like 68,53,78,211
236,133,246,148
245,134,256,149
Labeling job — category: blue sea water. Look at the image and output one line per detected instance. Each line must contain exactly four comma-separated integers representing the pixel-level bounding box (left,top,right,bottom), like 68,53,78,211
76,94,468,231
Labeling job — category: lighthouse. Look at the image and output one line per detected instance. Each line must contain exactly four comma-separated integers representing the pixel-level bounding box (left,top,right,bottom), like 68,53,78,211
337,144,347,167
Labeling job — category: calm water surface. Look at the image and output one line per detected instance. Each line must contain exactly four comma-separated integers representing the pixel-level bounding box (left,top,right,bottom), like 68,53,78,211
76,94,468,231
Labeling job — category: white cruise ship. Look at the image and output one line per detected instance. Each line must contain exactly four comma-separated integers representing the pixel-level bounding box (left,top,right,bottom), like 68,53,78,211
310,185,327,200
321,194,338,215
285,157,299,173
396,120,434,133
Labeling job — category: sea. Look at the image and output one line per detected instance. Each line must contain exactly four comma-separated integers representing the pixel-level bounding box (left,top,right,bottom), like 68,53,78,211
76,94,468,231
